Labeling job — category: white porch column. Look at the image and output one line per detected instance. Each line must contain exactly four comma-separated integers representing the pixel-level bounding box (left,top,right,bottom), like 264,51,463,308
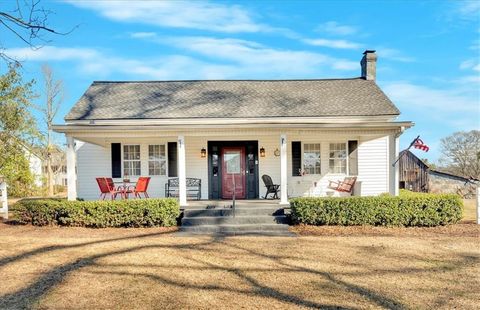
66,135,77,201
394,135,400,196
389,133,400,196
177,136,188,206
280,134,288,205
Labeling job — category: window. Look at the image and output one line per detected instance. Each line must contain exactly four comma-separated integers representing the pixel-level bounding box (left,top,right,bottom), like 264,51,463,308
329,143,347,174
123,145,141,176
303,143,321,174
148,145,166,175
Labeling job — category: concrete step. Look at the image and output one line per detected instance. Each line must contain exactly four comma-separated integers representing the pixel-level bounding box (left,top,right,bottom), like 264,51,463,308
182,215,288,226
175,230,296,237
180,223,290,233
183,207,285,217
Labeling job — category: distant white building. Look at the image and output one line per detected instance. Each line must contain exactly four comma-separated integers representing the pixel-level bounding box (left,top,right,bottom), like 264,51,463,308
24,147,43,187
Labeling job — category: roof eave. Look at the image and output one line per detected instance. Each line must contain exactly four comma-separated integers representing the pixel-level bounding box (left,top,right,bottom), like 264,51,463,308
53,121,414,134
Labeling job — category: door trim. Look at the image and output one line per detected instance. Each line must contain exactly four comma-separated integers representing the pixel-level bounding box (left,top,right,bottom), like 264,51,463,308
208,141,259,200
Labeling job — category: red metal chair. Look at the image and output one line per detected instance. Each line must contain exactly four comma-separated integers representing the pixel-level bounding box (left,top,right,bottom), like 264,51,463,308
96,177,124,200
124,177,151,199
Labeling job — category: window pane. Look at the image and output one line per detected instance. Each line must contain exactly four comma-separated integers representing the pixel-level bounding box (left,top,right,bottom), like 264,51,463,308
329,143,347,174
148,144,166,176
123,145,141,176
160,161,166,175
225,151,241,174
303,143,321,175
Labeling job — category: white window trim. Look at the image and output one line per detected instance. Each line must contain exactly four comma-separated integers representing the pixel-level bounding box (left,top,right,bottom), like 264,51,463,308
148,144,167,176
328,141,348,175
122,144,141,177
302,142,322,175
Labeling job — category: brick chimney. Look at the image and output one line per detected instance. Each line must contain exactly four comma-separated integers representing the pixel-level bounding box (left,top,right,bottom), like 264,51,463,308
361,50,377,80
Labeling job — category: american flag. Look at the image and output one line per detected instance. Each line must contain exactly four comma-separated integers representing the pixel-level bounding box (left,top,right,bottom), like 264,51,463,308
413,138,429,152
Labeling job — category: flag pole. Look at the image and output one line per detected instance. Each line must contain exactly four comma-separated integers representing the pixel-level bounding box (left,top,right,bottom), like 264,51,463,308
392,135,420,167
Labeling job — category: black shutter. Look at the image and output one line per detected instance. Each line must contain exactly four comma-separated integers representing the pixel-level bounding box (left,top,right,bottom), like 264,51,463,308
111,143,122,178
292,141,302,176
168,142,178,177
348,140,358,175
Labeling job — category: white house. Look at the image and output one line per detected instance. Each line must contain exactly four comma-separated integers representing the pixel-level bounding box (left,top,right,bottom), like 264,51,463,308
24,147,43,188
53,50,413,205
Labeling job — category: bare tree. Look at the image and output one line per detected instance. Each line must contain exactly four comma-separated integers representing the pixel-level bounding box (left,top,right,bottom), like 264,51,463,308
439,130,480,179
0,0,75,64
35,64,64,196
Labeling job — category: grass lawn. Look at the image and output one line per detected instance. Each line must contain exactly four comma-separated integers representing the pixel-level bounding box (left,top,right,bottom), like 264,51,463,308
0,221,478,309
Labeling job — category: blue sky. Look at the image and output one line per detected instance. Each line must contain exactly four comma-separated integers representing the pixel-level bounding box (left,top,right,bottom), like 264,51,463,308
2,0,479,163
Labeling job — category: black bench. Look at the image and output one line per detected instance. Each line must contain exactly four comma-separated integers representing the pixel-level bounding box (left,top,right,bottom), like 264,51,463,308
165,178,201,200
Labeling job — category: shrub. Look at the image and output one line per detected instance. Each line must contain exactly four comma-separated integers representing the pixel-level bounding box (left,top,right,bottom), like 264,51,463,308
290,194,463,227
15,198,180,227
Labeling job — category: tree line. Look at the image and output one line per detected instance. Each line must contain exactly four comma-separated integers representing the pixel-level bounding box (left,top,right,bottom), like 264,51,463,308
0,63,65,197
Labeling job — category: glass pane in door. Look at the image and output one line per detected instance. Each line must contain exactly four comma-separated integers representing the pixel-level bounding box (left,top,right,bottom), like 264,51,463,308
225,151,241,174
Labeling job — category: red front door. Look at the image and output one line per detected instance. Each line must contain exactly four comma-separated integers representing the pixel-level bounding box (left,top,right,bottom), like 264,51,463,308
221,147,246,199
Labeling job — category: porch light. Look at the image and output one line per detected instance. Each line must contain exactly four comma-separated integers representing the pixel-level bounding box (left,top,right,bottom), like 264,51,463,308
201,148,207,158
260,147,266,157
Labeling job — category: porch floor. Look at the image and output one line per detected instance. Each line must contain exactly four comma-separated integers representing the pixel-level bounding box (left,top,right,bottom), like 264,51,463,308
181,199,283,210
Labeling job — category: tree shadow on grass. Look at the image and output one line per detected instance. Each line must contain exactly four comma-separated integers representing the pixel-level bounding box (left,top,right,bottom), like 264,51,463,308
0,233,475,309
0,230,178,268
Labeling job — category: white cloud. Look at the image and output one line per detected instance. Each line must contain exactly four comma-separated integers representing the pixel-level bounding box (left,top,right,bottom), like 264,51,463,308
383,82,479,114
6,45,236,80
456,1,480,19
315,21,357,36
384,81,479,161
460,59,480,71
5,43,360,80
129,32,157,39
65,0,270,33
5,46,99,61
377,48,415,63
302,38,362,49
158,36,359,74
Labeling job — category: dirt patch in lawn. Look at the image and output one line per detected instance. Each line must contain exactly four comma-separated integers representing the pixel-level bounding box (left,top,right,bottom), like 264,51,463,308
0,223,478,309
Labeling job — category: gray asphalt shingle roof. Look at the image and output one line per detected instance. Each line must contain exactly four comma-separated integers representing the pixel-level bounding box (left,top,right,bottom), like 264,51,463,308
65,78,400,120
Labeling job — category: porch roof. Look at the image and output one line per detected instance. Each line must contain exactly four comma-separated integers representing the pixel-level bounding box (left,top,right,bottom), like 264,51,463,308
54,121,413,132
65,78,400,121
52,121,413,146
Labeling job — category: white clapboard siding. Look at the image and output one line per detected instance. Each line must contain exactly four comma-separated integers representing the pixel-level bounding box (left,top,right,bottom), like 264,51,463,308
357,136,389,196
76,142,110,200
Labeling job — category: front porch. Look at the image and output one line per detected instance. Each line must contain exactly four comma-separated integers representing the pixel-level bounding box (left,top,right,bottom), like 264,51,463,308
57,125,403,205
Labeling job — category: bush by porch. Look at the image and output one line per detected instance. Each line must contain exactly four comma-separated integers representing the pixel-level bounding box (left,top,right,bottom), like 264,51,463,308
290,193,463,227
14,198,179,227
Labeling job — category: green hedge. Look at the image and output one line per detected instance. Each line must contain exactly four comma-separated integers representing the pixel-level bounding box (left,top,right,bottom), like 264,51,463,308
290,194,463,227
14,198,180,227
